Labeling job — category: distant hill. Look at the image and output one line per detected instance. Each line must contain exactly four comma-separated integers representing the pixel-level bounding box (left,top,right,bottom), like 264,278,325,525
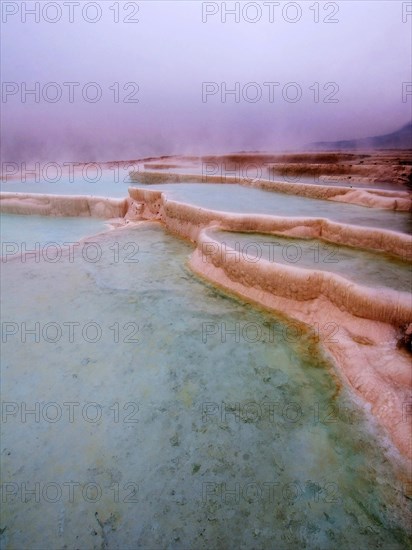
310,122,412,150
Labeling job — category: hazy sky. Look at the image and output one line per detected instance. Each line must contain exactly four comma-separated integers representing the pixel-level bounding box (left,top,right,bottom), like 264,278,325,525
1,0,411,162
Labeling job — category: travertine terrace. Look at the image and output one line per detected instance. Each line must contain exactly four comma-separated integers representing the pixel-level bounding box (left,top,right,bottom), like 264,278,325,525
131,153,411,462
1,153,411,462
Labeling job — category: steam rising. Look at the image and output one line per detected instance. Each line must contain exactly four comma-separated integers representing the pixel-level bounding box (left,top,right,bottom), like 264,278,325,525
1,0,411,162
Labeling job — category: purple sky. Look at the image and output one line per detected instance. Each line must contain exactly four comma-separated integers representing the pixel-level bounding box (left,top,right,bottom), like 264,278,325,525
1,0,411,162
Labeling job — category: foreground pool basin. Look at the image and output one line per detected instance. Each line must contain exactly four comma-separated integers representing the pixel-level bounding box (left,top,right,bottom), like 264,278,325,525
1,221,410,549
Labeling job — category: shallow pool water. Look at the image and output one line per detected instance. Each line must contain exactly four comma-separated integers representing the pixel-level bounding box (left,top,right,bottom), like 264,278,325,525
0,214,108,253
1,221,410,549
147,164,406,191
1,169,134,198
209,230,412,293
132,183,412,235
2,172,411,235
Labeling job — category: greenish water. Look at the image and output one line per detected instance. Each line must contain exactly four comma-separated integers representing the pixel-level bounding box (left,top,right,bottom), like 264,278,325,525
0,170,133,198
1,221,410,549
147,164,405,191
0,214,108,254
209,229,412,293
1,172,410,234
132,183,412,235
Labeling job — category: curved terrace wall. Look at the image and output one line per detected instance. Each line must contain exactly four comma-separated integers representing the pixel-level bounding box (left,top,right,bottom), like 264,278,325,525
0,192,128,219
128,187,412,261
128,185,412,460
130,170,412,211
